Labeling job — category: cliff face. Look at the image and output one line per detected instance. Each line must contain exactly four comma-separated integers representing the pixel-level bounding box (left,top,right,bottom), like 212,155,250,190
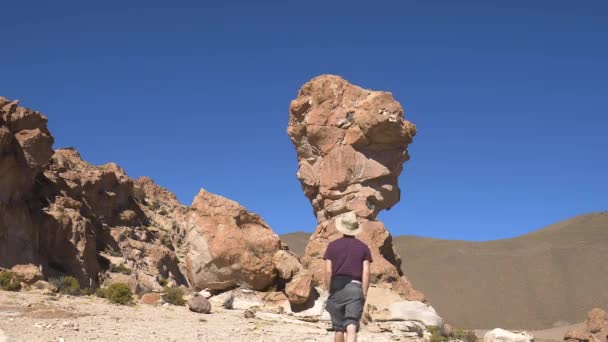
0,97,188,290
287,75,424,300
1,97,55,273
0,97,305,300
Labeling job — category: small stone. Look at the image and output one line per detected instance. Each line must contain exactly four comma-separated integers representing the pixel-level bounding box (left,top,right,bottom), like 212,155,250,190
187,296,212,314
244,309,256,319
199,289,212,298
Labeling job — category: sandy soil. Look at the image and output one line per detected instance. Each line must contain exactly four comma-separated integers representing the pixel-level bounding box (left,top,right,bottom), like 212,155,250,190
0,290,413,342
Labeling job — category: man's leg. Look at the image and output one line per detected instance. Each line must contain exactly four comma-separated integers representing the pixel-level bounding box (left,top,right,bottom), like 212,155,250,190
326,294,347,342
342,284,364,342
345,324,357,342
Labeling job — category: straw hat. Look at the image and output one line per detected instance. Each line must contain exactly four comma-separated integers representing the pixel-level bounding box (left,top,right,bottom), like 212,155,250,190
335,212,361,236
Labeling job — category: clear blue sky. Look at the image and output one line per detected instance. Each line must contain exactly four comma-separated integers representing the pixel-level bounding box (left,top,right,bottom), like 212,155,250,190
1,1,606,240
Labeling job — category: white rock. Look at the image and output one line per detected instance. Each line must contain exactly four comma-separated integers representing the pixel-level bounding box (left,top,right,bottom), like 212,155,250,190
484,328,533,342
290,287,330,321
199,289,212,298
388,301,443,327
232,290,262,310
0,329,8,342
209,291,235,309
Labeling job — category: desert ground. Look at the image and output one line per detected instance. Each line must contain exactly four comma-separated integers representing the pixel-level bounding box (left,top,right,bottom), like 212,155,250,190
0,289,438,342
0,290,331,342
0,289,583,342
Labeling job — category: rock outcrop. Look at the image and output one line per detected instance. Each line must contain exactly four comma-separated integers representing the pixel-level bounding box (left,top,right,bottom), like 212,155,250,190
287,75,423,300
565,308,608,342
0,96,307,301
0,97,54,270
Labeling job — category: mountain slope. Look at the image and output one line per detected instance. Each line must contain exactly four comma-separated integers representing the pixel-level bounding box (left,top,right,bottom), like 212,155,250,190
280,212,608,330
280,232,310,256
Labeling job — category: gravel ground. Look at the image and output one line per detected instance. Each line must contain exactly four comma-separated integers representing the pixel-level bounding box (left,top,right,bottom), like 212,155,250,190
0,290,404,342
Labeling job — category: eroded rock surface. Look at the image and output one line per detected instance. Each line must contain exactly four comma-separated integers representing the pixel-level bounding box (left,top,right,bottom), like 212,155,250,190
287,75,423,300
565,308,608,342
0,96,305,299
184,189,282,291
0,97,54,270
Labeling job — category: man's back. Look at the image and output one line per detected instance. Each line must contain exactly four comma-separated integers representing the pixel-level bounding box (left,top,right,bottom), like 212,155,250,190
324,236,372,281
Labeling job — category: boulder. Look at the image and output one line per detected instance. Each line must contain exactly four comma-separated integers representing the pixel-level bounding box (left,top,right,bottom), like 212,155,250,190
272,250,302,280
31,280,57,292
188,296,212,314
208,289,264,310
586,308,608,334
287,75,423,300
231,289,263,310
564,328,592,342
209,291,235,309
184,189,282,291
198,289,212,298
10,264,42,284
289,287,331,320
441,323,454,337
139,293,161,305
565,308,608,342
384,301,442,327
261,291,291,313
484,329,533,342
285,270,313,305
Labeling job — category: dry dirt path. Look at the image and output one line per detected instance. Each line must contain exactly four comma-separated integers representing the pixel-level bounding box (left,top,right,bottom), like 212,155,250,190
0,290,406,342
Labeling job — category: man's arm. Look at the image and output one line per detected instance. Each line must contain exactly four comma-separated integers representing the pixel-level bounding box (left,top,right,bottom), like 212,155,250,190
362,260,370,298
325,259,332,293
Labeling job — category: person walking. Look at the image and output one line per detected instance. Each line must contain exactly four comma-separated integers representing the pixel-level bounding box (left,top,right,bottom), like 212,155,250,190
323,212,372,342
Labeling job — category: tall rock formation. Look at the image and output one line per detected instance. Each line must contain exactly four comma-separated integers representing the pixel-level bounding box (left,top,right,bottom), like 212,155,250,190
287,75,424,300
0,97,54,268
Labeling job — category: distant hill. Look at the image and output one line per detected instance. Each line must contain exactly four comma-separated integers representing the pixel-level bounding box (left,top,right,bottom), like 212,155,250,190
280,232,310,256
280,212,608,330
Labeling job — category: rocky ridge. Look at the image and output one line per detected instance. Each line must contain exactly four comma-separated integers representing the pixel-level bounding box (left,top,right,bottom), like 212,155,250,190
0,96,302,303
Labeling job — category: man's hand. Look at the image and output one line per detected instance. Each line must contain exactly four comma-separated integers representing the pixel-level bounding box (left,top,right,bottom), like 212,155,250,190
325,260,332,293
362,260,370,299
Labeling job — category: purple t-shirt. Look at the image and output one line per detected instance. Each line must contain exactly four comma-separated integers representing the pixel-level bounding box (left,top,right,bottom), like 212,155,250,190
323,236,373,281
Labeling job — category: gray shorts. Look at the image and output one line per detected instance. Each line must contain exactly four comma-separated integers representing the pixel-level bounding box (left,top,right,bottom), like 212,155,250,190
326,282,364,332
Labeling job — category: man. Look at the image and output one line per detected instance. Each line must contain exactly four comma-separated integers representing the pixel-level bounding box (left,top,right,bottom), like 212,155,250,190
323,212,372,342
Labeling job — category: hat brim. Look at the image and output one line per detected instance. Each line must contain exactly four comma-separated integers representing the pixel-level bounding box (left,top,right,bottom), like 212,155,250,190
336,225,362,236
